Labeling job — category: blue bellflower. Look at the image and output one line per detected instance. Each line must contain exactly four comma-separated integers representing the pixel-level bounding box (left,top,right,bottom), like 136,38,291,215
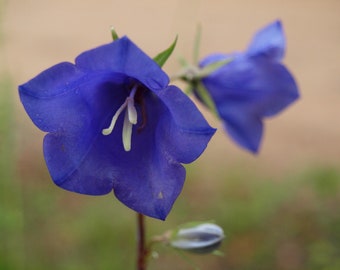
19,37,215,220
199,20,299,153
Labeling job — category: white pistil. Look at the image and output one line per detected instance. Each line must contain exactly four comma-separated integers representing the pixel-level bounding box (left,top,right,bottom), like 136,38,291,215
102,86,139,151
122,109,133,151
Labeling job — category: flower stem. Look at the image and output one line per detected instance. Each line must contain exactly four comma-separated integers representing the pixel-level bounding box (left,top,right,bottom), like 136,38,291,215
137,213,148,270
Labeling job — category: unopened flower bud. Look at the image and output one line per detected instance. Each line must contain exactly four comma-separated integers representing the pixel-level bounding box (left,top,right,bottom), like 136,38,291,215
170,223,224,254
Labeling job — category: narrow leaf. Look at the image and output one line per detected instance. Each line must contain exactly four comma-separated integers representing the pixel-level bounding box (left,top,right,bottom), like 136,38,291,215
153,36,178,67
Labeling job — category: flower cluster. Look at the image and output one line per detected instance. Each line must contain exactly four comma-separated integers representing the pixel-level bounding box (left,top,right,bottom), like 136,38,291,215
19,20,299,220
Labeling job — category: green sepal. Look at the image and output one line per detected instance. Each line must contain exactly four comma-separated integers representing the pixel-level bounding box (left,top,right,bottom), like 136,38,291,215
184,85,194,95
153,36,178,67
178,56,189,68
172,59,231,84
110,26,119,41
195,82,219,118
211,250,225,257
197,58,231,78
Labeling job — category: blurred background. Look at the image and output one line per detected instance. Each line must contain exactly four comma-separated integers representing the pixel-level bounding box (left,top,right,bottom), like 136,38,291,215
1,0,339,269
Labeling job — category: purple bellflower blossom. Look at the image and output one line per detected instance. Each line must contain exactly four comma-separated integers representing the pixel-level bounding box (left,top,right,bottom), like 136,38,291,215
198,20,299,153
19,37,215,220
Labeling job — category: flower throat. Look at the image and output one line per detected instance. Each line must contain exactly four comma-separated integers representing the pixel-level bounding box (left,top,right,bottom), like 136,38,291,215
102,84,147,152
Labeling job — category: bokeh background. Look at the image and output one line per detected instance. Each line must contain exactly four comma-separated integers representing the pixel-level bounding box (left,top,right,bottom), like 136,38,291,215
1,0,339,269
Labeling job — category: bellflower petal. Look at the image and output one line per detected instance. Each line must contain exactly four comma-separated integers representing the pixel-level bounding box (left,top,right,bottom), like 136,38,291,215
247,20,285,61
19,36,215,220
155,86,216,164
75,36,169,91
198,20,299,153
19,51,137,134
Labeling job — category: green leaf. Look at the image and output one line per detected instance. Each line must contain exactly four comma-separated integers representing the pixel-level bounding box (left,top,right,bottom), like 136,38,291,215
153,36,178,67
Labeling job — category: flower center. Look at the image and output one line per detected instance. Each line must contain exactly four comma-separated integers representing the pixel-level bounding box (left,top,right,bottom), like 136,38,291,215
102,85,138,152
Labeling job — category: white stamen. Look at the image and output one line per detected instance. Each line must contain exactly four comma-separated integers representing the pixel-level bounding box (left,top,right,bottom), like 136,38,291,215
122,109,133,151
127,98,137,124
127,85,138,123
101,85,139,152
